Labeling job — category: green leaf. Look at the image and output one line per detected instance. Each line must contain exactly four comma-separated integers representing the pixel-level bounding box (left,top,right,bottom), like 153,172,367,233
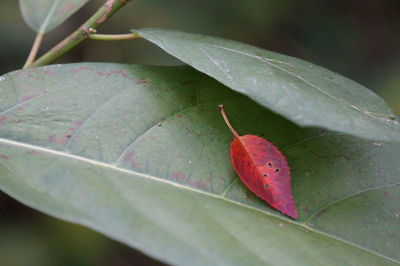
134,28,400,142
19,0,89,33
0,63,399,265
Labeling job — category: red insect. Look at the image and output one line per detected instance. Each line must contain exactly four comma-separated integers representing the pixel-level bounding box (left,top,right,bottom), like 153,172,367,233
219,105,298,218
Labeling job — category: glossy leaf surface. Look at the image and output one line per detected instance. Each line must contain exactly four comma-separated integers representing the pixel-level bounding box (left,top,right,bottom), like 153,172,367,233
19,0,89,33
0,64,399,265
134,28,400,142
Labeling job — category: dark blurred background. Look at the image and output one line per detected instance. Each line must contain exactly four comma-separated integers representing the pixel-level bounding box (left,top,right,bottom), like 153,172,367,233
1,0,400,265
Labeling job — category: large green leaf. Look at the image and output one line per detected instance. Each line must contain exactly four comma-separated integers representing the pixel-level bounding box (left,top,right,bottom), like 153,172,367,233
19,0,89,33
134,28,400,142
0,63,399,265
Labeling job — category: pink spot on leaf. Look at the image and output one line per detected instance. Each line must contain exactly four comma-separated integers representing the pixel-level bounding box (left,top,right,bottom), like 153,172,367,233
21,95,38,102
96,70,132,80
71,66,94,73
0,116,7,125
171,171,186,181
48,134,69,145
56,3,76,17
111,70,129,79
376,166,385,179
43,70,58,75
74,121,83,128
187,180,208,190
0,155,10,160
134,77,148,85
124,151,134,161
382,190,389,197
124,151,139,168
316,209,327,218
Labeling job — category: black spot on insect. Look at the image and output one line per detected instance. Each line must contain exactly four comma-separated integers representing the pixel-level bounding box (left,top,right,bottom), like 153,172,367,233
263,174,268,178
268,162,272,167
275,168,280,172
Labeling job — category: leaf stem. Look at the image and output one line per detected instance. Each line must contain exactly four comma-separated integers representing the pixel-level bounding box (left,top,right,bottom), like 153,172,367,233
219,105,239,137
28,0,133,68
89,33,140,41
23,32,44,69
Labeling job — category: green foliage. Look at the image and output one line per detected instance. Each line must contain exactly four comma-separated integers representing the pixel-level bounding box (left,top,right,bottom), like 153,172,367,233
134,28,400,142
0,64,399,265
0,1,399,265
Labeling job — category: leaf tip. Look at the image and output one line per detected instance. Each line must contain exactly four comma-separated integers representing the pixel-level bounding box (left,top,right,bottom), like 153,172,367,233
286,209,298,219
278,202,298,219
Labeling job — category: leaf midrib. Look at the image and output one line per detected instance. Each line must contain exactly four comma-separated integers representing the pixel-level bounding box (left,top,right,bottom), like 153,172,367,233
0,136,397,263
0,156,216,266
147,29,394,125
206,44,394,123
38,0,61,33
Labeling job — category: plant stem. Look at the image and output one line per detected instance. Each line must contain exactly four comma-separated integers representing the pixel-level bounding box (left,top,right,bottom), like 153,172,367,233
89,33,140,41
219,105,239,137
23,32,44,69
29,0,133,68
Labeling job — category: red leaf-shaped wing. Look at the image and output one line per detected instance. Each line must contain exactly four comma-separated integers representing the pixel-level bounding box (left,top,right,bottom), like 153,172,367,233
219,105,298,218
230,135,298,218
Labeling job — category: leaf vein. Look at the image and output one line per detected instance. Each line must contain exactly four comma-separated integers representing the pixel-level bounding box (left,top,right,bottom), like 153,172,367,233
65,83,134,150
114,95,240,165
303,182,400,223
210,44,393,122
0,79,92,116
0,137,398,263
196,44,233,80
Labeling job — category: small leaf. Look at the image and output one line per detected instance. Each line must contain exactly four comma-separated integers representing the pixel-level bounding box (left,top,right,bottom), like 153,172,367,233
219,105,297,218
19,0,89,33
134,28,400,142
